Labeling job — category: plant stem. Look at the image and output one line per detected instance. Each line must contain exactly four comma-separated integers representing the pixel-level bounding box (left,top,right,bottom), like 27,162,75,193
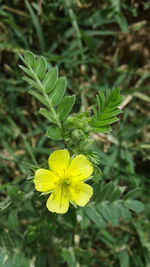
43,92,62,129
30,69,62,129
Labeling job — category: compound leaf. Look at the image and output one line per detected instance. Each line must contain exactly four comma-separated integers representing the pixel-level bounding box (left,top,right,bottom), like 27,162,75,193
92,88,123,133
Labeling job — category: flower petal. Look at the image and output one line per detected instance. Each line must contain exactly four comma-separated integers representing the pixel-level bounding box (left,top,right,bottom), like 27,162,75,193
66,155,93,182
46,185,69,214
69,182,93,207
48,150,70,177
34,169,59,192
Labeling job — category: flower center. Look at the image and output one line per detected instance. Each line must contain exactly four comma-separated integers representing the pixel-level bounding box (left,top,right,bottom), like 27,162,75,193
62,177,71,186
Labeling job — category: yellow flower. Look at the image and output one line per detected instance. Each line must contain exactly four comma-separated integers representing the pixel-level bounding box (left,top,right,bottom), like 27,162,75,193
34,150,93,214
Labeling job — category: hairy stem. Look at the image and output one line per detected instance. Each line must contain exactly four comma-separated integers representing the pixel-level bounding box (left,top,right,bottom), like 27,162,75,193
30,68,62,129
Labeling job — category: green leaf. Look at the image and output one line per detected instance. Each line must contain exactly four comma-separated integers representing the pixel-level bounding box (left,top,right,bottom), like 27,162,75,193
92,166,102,182
110,0,120,12
103,149,118,176
83,206,106,228
99,108,122,120
28,90,49,108
46,126,62,140
125,200,145,213
94,165,102,179
118,203,131,220
115,13,129,34
50,77,67,106
22,76,42,92
92,88,123,133
110,88,120,100
24,50,35,68
94,117,119,127
19,65,34,79
98,203,119,226
92,105,97,119
110,202,121,223
110,188,122,202
34,56,47,80
118,250,130,267
61,248,77,267
18,53,25,64
42,67,58,93
98,182,115,202
39,108,57,124
92,125,111,133
57,95,76,120
97,204,113,224
123,188,142,200
109,203,119,226
97,92,104,115
91,182,101,201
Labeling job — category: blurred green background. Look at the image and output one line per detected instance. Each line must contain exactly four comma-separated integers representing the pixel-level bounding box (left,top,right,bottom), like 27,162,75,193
0,0,150,266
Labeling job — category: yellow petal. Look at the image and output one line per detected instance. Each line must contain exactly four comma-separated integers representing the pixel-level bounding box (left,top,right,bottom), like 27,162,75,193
46,185,69,214
66,155,93,182
69,182,93,207
34,168,59,192
48,150,70,177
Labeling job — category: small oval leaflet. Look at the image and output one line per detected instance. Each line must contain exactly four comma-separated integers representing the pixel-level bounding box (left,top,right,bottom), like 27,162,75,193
46,126,62,140
29,90,49,108
24,51,35,69
39,108,57,124
34,56,47,80
42,67,58,93
125,199,145,214
50,77,67,106
57,95,76,120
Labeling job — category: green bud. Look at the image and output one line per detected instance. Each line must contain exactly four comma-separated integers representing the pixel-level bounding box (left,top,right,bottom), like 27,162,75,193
71,129,84,141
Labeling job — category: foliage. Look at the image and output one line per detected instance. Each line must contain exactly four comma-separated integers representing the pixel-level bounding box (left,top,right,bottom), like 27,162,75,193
0,0,150,266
